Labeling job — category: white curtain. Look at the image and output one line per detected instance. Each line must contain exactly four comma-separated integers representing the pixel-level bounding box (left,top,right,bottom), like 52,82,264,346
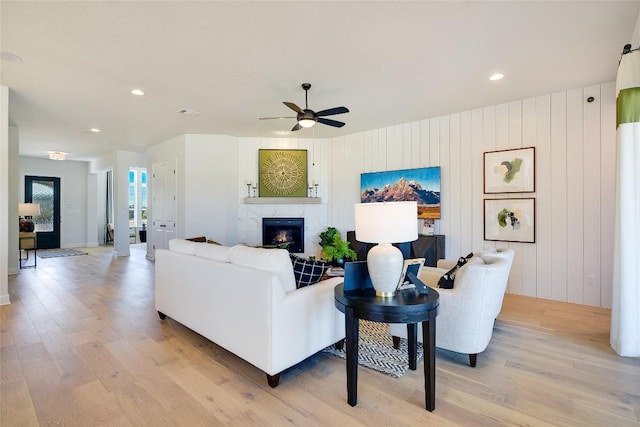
611,47,640,357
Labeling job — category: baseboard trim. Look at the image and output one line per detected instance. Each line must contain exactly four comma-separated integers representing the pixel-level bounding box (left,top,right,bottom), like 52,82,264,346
0,293,11,306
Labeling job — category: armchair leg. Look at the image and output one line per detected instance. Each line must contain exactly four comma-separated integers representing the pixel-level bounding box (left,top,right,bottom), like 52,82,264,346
392,336,401,350
469,353,477,367
267,373,280,388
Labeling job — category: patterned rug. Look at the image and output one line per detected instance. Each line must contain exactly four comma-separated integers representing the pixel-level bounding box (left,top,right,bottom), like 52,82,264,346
38,249,88,258
323,320,423,378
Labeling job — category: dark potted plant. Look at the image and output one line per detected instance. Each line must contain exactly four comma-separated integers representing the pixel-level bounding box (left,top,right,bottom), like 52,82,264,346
319,227,357,267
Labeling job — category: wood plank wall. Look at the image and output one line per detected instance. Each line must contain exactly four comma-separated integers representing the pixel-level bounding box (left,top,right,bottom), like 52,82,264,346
329,82,616,308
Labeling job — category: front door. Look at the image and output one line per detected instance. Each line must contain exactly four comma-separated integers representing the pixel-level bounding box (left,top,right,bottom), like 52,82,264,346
25,175,61,249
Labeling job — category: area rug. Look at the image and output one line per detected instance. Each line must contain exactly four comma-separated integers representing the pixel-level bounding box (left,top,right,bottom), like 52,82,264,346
323,320,423,378
38,249,88,258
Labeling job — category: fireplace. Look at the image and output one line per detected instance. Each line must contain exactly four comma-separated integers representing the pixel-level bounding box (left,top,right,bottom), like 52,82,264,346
262,218,304,253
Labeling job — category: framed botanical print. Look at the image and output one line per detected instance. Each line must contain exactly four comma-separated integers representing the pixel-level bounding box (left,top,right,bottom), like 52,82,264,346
484,147,535,194
259,149,308,197
484,198,535,243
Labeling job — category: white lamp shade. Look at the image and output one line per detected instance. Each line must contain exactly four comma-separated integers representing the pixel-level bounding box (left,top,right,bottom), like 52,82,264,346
18,203,41,217
354,201,418,244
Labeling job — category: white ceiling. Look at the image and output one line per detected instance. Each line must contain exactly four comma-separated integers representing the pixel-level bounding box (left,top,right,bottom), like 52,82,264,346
2,1,639,162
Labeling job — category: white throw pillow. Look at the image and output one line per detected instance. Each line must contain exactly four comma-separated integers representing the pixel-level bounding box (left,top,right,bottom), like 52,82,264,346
228,245,296,292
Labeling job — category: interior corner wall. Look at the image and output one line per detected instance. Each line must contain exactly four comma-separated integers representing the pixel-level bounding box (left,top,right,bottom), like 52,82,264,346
0,86,10,305
19,157,90,248
329,82,616,309
184,134,238,245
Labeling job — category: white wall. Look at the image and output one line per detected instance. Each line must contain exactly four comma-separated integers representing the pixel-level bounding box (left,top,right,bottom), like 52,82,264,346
329,82,616,308
184,134,238,245
8,126,19,275
19,157,90,248
0,86,10,305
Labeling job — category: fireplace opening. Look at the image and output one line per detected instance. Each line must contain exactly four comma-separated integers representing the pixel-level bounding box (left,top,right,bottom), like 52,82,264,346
262,218,304,253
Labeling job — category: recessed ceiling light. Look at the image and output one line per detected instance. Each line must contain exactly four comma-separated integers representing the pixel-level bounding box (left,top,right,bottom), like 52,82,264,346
90,128,101,133
48,151,67,161
131,89,145,96
178,108,200,117
489,73,504,81
0,51,22,63
275,131,290,135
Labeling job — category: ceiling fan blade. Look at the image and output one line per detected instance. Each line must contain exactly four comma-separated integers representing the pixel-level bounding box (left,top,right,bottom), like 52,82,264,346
291,123,302,131
316,106,349,117
283,102,303,114
259,116,296,120
317,117,345,128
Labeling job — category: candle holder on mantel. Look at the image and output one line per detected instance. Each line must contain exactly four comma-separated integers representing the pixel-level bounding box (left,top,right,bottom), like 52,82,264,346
246,183,251,197
314,183,319,198
252,184,257,198
308,184,314,198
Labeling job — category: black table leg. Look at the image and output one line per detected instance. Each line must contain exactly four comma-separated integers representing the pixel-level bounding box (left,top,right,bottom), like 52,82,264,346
423,310,436,411
345,306,359,406
407,323,417,370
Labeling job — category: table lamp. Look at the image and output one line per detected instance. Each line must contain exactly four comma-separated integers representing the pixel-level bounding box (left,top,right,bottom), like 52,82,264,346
354,201,418,297
19,203,41,232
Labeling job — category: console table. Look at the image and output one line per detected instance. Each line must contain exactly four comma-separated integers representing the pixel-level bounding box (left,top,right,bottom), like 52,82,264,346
334,284,440,411
19,232,37,268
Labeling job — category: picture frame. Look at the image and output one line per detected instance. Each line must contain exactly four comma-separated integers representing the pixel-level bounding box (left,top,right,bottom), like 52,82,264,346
258,149,308,197
397,258,425,288
484,198,535,243
360,167,441,219
484,147,535,194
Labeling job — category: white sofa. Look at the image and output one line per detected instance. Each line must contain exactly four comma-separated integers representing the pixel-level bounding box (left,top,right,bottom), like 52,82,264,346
390,249,514,367
154,239,345,387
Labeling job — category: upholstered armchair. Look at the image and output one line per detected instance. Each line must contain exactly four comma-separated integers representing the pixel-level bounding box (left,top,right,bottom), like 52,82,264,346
390,249,514,367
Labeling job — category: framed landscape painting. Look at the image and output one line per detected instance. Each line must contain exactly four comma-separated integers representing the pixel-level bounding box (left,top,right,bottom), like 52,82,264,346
360,167,441,219
484,198,535,243
484,147,535,194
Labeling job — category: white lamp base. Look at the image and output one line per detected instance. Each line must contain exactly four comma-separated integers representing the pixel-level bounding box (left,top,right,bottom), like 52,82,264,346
367,243,404,297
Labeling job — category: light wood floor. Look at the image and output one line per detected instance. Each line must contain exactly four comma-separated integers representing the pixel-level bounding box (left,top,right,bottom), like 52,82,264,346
2,245,639,426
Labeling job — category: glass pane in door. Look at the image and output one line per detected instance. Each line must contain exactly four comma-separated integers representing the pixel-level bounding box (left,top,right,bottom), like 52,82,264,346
31,180,54,232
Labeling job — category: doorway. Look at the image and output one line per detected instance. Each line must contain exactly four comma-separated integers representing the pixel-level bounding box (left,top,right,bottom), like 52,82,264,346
25,175,61,249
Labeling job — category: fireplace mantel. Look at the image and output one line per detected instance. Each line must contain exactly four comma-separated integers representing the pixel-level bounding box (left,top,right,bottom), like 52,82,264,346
243,197,321,204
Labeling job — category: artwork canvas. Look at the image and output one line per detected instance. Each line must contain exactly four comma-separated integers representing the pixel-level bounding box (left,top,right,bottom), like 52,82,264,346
484,198,535,243
484,147,535,193
259,149,308,197
360,167,441,219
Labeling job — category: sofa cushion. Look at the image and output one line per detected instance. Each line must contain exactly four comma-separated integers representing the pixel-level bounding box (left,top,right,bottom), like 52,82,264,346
194,243,230,262
290,255,330,288
169,238,201,255
228,245,296,292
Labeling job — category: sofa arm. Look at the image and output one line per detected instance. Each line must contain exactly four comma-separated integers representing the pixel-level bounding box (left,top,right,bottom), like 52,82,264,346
436,259,457,270
419,267,448,287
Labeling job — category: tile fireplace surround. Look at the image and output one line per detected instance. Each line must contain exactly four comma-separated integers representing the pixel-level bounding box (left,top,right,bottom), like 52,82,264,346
238,202,328,258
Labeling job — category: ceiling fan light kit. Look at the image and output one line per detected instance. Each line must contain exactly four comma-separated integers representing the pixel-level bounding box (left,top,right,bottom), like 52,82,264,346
260,83,349,132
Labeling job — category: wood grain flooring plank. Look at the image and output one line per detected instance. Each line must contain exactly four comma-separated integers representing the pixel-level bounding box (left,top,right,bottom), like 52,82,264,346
0,378,39,427
2,246,638,426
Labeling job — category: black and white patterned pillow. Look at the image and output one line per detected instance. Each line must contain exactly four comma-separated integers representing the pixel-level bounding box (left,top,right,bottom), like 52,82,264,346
438,252,474,289
290,255,330,288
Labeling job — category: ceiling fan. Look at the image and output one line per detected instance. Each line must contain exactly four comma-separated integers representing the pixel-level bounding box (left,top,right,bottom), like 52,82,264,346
260,83,349,131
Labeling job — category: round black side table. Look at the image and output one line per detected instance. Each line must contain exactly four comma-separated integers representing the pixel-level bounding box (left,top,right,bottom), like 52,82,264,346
334,283,439,411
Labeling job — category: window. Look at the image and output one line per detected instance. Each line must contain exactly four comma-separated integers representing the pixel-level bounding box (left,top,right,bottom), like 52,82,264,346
129,168,147,227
